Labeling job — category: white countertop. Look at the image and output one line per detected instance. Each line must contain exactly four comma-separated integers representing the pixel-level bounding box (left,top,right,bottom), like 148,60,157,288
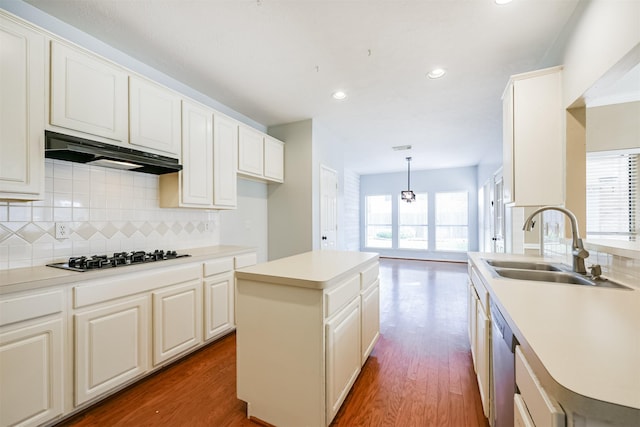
235,250,379,289
0,245,255,295
468,252,640,419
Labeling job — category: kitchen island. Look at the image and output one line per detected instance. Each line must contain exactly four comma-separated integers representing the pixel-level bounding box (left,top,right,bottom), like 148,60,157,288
468,252,640,426
235,250,380,427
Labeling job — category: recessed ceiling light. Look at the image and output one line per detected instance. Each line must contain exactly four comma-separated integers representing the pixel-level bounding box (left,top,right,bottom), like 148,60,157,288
427,68,446,79
495,0,513,4
332,91,347,100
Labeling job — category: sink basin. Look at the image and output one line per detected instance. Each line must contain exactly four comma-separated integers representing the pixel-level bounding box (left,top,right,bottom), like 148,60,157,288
484,259,563,271
492,268,631,289
493,268,595,285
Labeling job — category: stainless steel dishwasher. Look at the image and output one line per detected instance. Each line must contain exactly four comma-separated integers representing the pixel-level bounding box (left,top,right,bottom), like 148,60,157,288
491,299,518,427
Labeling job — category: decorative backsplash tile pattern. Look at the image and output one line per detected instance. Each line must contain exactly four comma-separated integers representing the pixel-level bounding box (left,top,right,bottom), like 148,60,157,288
0,159,220,270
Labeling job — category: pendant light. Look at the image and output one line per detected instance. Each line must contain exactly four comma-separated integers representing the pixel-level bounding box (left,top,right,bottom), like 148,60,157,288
401,157,416,203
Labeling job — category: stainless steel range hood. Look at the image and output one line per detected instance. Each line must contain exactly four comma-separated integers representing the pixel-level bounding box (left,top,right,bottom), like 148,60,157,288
44,131,182,175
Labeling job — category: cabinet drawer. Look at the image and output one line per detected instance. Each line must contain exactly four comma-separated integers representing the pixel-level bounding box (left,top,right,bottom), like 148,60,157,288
235,252,257,269
515,393,535,427
470,267,490,313
74,263,201,308
360,262,379,291
325,274,360,319
0,290,64,326
204,257,234,277
515,346,565,427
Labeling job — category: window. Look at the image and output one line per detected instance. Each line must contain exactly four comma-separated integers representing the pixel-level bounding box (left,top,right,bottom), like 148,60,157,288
435,192,469,251
586,152,638,241
398,193,428,249
365,195,392,248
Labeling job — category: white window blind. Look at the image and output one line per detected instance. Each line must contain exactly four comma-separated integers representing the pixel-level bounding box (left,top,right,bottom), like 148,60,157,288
586,152,638,240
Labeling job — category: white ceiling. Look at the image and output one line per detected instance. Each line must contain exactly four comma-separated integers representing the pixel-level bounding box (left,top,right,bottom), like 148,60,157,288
23,0,581,175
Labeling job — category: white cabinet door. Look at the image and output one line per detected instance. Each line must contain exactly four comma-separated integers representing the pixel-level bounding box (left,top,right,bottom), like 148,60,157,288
180,100,213,207
152,279,202,365
0,15,45,201
476,303,490,418
469,284,478,367
514,394,535,427
129,76,181,157
264,136,284,182
203,272,233,340
50,41,128,143
0,318,64,427
238,125,264,177
325,298,361,424
75,296,149,406
503,66,563,206
360,280,380,364
213,114,238,208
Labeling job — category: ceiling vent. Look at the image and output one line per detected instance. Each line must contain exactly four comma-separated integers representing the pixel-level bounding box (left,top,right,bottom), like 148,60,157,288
392,145,412,151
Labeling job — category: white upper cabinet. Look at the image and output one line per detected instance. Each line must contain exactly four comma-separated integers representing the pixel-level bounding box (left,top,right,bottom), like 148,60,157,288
178,100,214,207
213,114,238,208
0,14,46,201
129,76,181,157
50,40,128,143
264,136,284,183
238,125,264,177
503,66,563,206
238,126,285,183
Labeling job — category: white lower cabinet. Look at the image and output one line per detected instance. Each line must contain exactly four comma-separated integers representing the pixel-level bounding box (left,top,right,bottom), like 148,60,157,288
360,279,380,363
0,318,64,427
515,393,536,427
75,295,149,406
0,289,65,427
152,280,202,365
515,346,565,427
468,282,478,366
326,298,361,423
468,267,491,420
475,303,491,418
203,272,234,340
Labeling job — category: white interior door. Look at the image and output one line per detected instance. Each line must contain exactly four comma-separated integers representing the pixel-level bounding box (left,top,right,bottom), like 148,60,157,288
320,165,338,250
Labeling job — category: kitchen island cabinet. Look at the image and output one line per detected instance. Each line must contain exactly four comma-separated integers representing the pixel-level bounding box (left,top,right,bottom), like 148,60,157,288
235,250,379,427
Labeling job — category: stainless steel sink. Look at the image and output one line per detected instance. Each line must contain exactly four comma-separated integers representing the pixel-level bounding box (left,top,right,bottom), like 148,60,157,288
482,259,631,290
493,268,595,285
484,259,563,271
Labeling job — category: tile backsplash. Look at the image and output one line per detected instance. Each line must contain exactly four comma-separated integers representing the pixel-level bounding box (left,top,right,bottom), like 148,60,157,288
0,159,220,270
541,213,640,288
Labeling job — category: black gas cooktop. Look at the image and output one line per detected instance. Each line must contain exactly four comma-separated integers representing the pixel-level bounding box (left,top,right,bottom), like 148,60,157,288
47,250,190,272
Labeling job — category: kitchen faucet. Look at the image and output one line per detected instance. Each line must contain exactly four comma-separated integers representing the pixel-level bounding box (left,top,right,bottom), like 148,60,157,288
522,206,589,274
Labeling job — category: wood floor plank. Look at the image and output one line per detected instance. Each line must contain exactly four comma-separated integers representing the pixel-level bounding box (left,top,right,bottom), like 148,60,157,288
58,258,489,427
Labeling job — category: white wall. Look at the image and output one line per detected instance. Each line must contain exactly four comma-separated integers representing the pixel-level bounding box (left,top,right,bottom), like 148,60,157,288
219,179,268,262
267,120,314,260
343,170,361,251
562,0,640,108
360,165,478,262
587,101,640,152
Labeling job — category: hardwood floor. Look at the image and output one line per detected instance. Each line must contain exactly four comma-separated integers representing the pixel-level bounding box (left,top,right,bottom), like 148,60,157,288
59,258,488,427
